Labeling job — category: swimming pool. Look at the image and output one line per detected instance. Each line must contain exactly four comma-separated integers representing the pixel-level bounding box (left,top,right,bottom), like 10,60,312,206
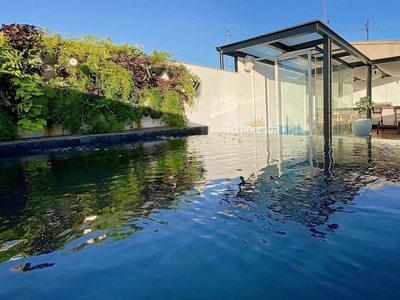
1,133,399,299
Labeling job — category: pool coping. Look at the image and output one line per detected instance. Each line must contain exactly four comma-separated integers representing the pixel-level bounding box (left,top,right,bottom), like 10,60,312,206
0,125,208,158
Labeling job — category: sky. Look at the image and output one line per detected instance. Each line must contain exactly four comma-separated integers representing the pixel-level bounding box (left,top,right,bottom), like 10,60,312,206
1,0,400,68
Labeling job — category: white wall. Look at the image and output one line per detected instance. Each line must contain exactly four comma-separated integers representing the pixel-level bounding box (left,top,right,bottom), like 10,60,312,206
184,60,274,133
185,57,400,132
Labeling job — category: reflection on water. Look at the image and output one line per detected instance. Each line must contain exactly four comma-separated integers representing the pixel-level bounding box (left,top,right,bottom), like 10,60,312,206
0,138,204,263
1,133,400,299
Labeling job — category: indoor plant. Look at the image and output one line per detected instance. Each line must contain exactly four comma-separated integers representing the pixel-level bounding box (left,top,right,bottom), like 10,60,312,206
352,96,375,137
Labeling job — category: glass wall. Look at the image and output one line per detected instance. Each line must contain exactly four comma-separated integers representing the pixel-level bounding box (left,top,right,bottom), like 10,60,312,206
269,49,354,136
278,53,308,135
332,61,354,135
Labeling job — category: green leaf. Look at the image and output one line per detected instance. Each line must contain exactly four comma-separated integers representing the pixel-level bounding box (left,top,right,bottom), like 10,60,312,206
11,78,21,85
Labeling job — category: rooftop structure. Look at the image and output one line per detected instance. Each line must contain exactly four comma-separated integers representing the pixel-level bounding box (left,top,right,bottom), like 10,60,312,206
216,20,400,140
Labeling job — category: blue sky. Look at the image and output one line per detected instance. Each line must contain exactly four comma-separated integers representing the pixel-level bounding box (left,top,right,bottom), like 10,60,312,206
1,0,399,68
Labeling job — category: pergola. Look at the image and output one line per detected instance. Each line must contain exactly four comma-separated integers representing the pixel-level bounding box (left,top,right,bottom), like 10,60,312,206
216,20,374,140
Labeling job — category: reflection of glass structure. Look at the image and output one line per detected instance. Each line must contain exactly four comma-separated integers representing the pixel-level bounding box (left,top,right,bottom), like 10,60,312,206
217,20,374,140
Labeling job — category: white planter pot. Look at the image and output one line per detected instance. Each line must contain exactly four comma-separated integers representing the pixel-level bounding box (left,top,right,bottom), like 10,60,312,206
352,119,372,137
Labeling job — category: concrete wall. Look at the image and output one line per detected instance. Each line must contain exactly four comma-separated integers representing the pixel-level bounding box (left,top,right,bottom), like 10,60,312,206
184,60,274,133
352,41,400,60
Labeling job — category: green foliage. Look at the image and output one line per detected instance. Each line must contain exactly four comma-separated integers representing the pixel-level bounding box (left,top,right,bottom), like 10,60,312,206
0,32,8,47
161,90,187,127
0,24,201,141
140,87,163,119
0,41,46,132
149,49,174,64
0,48,23,77
11,74,46,132
355,96,375,119
168,64,201,109
0,112,17,141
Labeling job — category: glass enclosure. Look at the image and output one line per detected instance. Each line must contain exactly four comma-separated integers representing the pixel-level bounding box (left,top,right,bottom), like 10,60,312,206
268,49,354,136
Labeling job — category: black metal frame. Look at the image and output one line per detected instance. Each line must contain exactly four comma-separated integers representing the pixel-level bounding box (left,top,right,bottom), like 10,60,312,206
216,20,374,140
377,107,398,134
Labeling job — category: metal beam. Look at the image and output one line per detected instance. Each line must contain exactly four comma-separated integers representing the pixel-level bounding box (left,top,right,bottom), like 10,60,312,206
323,35,332,140
234,57,238,72
316,22,372,66
290,38,324,51
219,50,224,69
256,58,275,66
349,61,368,68
269,41,291,53
310,47,353,69
366,64,372,119
330,50,351,58
217,21,318,55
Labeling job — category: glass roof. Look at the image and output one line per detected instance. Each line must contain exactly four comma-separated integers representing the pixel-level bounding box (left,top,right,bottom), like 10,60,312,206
217,20,371,69
242,45,282,59
281,32,321,47
217,20,400,80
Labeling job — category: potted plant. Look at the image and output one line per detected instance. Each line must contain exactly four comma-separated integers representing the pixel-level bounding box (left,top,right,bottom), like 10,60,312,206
352,96,375,137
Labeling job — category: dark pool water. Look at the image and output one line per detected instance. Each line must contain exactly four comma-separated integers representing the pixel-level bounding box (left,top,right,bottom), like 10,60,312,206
1,133,400,299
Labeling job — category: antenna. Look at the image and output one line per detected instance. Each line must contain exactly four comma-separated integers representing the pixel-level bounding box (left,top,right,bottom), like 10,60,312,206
344,18,393,41
322,0,328,25
226,30,232,70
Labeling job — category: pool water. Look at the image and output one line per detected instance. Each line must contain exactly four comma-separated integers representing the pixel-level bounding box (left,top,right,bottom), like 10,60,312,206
1,133,400,299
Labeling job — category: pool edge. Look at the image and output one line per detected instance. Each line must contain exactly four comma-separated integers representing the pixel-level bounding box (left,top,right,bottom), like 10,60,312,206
0,126,208,158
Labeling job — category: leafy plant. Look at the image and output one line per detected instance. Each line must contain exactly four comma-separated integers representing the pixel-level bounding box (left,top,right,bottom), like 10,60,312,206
11,74,46,131
0,23,201,140
0,36,46,132
149,49,174,65
355,96,374,119
161,90,187,127
0,112,17,141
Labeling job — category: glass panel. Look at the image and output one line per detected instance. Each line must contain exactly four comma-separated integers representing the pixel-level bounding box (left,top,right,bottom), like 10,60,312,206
243,45,282,58
282,33,322,47
312,50,324,136
277,53,309,135
270,48,355,137
332,61,354,136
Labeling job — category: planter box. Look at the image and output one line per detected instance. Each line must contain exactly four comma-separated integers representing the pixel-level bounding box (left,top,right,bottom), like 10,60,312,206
18,124,71,139
18,128,45,139
17,118,166,139
45,124,71,137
